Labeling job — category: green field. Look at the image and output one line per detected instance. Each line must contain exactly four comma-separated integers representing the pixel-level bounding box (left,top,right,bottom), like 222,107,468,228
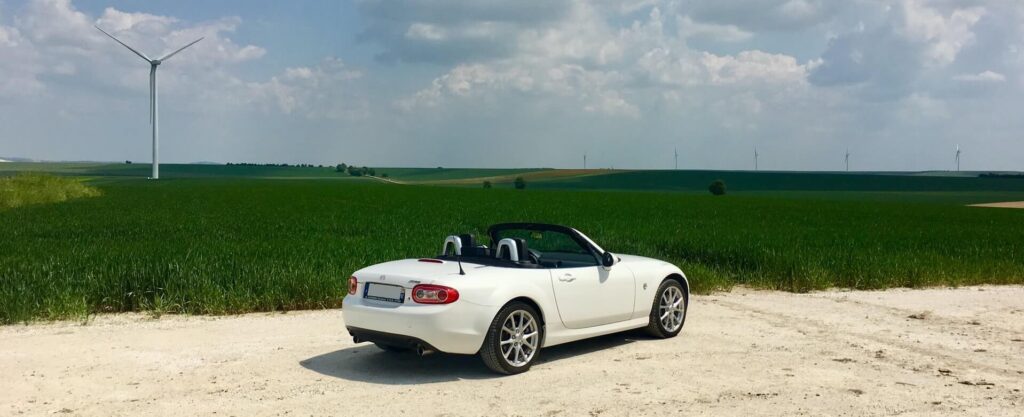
2,165,1023,324
0,162,547,182
528,169,1024,193
374,167,548,182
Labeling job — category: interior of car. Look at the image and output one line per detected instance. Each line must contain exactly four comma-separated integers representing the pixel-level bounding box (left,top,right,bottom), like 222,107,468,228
438,224,602,269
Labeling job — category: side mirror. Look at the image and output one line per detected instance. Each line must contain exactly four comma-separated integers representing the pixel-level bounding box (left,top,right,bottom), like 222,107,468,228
601,252,617,267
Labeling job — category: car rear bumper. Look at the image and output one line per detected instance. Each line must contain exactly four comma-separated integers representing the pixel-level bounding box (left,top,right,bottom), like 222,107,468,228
342,295,495,355
347,327,439,351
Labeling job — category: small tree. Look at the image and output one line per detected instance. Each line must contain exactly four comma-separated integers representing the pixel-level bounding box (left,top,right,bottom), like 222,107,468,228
708,179,726,196
514,176,526,190
347,166,363,176
381,173,389,178
483,180,493,189
335,163,347,173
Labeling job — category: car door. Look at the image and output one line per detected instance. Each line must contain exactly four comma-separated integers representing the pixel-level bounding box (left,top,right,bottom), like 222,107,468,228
551,263,635,329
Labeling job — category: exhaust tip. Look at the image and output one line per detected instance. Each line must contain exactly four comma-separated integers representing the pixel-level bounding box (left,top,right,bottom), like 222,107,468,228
415,344,434,356
353,336,362,344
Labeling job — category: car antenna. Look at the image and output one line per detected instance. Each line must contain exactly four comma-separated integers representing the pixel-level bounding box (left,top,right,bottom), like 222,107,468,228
457,250,466,275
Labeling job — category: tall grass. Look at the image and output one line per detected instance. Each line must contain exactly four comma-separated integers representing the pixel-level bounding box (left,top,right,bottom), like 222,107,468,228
0,173,100,209
1,179,1022,323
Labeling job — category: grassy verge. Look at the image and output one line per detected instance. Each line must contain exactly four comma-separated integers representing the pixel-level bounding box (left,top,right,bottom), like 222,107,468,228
0,173,101,209
1,179,1022,323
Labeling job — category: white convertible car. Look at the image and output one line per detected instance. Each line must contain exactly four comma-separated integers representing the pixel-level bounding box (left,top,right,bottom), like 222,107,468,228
342,223,689,374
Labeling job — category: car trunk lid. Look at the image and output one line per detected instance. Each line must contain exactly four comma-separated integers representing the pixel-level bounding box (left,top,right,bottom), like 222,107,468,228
355,258,465,289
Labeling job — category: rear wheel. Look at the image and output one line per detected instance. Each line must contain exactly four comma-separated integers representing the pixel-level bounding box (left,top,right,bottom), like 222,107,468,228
480,302,542,374
645,279,687,338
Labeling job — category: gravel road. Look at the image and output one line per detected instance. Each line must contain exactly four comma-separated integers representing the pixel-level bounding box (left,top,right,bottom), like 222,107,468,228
3,286,1023,416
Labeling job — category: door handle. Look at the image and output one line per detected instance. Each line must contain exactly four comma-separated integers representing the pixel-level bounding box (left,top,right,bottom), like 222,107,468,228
558,274,576,282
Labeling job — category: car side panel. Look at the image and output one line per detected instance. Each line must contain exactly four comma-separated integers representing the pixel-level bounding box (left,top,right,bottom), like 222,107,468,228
618,256,689,320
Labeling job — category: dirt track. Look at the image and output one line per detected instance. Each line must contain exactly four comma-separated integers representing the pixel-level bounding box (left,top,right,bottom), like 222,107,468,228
3,286,1023,416
970,201,1024,209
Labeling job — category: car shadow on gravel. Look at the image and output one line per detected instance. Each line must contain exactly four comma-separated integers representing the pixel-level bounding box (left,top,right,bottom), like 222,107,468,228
300,332,644,384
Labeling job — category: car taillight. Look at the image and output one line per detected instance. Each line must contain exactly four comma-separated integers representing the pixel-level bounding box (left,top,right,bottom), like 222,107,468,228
411,284,459,304
348,276,358,295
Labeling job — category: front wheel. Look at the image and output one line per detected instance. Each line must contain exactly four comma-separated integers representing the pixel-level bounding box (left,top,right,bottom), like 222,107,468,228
480,302,542,374
645,280,687,338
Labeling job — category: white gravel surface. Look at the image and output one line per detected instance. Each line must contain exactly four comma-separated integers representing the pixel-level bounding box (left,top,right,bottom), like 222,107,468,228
2,286,1023,416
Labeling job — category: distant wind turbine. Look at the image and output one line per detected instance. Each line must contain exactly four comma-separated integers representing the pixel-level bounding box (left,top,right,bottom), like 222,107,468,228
674,148,678,170
845,148,850,172
955,145,961,172
583,153,587,169
754,147,759,171
95,26,203,180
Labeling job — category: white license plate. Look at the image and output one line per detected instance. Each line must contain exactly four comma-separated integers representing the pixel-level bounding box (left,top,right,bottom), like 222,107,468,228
363,282,405,303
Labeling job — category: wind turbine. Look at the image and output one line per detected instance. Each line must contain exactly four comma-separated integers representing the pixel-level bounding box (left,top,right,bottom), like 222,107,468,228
95,26,203,180
845,148,850,172
955,145,961,172
754,147,759,171
674,148,678,170
583,152,587,169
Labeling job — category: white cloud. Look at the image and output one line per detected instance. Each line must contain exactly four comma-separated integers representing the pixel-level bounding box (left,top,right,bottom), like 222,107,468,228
701,50,806,85
677,15,752,43
900,0,984,66
399,2,807,118
405,23,446,41
0,23,20,47
953,70,1005,83
0,0,364,126
244,58,367,120
3,0,1024,170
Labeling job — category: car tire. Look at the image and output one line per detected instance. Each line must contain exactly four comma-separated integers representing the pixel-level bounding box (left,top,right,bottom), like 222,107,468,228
645,279,687,338
480,301,543,375
374,342,408,353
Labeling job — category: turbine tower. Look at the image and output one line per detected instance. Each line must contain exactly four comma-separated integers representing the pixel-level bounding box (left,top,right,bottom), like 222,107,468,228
955,145,961,172
674,148,678,170
583,153,587,169
845,148,850,172
754,147,759,171
96,26,203,180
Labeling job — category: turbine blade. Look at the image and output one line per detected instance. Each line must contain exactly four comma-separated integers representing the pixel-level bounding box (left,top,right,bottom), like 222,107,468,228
95,26,151,62
158,37,204,61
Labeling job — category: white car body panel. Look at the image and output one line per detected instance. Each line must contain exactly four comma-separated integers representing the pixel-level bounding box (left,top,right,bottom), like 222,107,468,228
550,265,634,328
342,230,689,356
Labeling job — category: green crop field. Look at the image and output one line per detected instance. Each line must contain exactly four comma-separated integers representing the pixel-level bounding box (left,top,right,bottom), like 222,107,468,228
527,169,1024,193
374,167,548,182
2,167,1023,324
0,162,365,179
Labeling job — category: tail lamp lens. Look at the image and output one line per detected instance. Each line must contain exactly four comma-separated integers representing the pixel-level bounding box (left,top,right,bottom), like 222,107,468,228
348,276,358,295
411,284,459,304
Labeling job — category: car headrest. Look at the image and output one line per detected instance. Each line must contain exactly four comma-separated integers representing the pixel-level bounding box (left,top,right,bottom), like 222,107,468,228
512,238,530,263
496,238,519,261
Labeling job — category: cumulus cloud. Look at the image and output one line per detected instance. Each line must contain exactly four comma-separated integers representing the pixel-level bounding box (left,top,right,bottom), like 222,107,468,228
356,0,572,64
953,70,1005,82
398,2,810,118
821,1,1024,99
3,0,1024,170
683,0,842,31
0,0,369,124
677,15,752,43
243,58,368,120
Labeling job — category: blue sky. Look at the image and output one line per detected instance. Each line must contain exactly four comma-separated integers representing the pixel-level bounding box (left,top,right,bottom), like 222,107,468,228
0,0,1021,171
